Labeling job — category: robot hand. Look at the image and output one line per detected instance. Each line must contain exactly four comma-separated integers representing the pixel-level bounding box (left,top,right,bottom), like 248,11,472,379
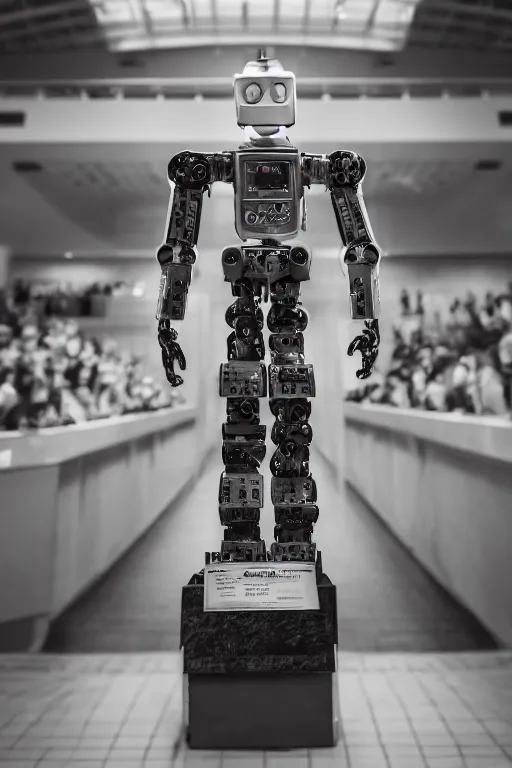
347,319,380,380
155,244,196,388
158,319,186,388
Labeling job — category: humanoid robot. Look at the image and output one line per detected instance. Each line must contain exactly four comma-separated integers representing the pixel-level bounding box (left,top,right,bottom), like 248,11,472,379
156,52,381,566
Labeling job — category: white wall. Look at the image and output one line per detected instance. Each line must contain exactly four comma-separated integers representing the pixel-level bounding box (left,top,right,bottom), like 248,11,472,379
345,409,512,646
4,45,512,81
4,164,512,258
3,96,512,146
0,409,198,651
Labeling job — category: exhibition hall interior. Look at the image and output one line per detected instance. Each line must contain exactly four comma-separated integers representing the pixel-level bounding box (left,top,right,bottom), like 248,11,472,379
1,0,512,766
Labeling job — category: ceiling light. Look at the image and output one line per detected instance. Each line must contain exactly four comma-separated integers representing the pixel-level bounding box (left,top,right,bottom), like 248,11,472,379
335,0,347,19
13,161,42,173
474,160,502,171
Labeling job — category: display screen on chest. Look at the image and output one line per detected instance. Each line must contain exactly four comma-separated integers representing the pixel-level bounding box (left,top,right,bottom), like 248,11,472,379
235,151,301,239
245,161,290,195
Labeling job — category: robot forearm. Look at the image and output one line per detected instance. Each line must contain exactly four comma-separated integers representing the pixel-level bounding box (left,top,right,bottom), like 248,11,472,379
155,183,200,326
156,150,234,323
302,150,381,379
156,150,233,386
302,150,381,321
155,184,198,387
330,181,381,322
328,151,381,322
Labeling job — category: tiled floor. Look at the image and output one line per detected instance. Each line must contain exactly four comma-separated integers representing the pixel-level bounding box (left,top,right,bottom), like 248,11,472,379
44,453,496,653
0,652,512,767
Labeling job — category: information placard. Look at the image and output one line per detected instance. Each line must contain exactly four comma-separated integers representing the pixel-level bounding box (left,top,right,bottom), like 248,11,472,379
204,562,320,612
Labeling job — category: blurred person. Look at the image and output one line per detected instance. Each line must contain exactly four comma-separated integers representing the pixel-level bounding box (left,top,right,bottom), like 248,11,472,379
423,361,449,412
410,363,428,408
77,338,101,393
42,317,67,353
475,349,508,416
498,328,512,412
400,289,411,315
71,365,101,421
417,345,434,375
19,324,70,428
447,351,479,414
498,292,512,325
365,368,385,403
13,324,43,428
140,376,162,411
415,290,425,316
0,288,18,330
380,372,410,408
64,320,82,357
479,291,496,329
463,291,480,327
94,338,124,417
0,368,19,430
393,310,422,349
0,323,15,365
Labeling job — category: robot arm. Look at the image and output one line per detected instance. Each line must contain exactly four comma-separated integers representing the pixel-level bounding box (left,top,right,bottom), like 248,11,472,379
156,150,233,386
302,150,381,379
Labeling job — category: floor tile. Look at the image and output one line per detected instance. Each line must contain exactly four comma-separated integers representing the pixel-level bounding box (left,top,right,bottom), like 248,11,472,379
221,758,264,768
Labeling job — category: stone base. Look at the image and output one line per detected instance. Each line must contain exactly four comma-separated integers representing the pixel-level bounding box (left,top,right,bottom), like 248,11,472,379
180,573,337,749
180,576,337,674
186,671,338,749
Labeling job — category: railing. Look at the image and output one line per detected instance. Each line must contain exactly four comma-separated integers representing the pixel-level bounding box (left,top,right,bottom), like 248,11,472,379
1,77,512,100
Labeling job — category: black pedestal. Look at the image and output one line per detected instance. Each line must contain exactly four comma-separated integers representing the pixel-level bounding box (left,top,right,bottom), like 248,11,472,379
187,672,336,749
180,576,338,749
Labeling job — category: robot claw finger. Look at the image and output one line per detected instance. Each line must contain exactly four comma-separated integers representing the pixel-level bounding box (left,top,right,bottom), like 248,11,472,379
156,51,382,566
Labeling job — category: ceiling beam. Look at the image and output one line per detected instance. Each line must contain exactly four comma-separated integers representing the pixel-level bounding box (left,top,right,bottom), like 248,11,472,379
0,0,90,26
189,0,196,28
0,15,100,45
419,0,512,24
135,0,153,38
2,43,512,78
302,0,311,32
274,0,280,30
365,0,382,34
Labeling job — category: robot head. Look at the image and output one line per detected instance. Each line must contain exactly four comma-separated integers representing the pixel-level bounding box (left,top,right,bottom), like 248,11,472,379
234,51,296,136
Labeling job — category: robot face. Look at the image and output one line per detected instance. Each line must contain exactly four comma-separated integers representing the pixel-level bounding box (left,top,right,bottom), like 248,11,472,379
234,59,296,129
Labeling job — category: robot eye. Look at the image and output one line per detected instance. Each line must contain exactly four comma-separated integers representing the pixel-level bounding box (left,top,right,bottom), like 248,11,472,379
271,82,287,103
244,82,263,104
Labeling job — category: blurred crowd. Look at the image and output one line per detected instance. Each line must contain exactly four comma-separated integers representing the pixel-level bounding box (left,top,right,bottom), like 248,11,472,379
0,281,179,432
6,277,142,319
346,284,512,417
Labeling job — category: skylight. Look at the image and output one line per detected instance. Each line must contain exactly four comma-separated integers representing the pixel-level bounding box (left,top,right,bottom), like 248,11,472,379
88,0,422,52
